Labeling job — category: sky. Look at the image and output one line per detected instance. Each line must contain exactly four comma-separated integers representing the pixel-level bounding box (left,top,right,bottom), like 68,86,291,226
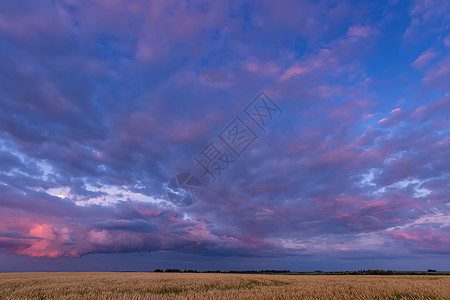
0,0,449,272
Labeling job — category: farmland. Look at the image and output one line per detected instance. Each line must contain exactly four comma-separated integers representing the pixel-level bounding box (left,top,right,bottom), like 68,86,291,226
1,272,449,299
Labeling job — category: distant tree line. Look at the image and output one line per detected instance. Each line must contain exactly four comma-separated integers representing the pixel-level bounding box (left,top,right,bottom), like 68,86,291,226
153,269,290,273
325,269,396,275
225,270,291,274
306,269,442,275
152,268,444,275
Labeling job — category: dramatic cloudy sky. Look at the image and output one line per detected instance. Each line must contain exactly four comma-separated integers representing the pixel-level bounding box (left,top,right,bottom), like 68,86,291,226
0,0,449,271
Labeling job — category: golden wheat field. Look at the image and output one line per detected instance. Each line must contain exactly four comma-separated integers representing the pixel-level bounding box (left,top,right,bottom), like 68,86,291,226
0,272,449,300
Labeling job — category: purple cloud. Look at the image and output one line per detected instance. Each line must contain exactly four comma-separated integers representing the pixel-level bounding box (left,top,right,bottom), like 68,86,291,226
0,0,449,270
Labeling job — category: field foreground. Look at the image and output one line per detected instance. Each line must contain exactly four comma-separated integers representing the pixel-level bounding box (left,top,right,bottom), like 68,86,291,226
1,272,449,299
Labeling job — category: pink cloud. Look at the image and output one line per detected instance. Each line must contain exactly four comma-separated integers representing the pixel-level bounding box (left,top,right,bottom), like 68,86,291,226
444,35,450,47
391,228,450,254
411,49,437,69
403,0,450,41
346,25,379,39
280,66,309,81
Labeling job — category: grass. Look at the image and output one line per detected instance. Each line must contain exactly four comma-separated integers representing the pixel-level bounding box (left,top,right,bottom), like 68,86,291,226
0,272,449,299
